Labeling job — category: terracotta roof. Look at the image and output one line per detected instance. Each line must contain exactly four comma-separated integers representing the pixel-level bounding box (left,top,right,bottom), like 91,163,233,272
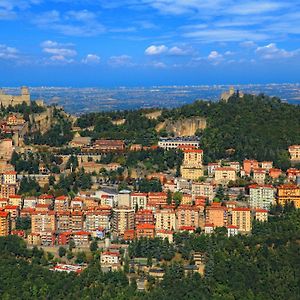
0,211,9,217
232,207,251,212
136,223,155,230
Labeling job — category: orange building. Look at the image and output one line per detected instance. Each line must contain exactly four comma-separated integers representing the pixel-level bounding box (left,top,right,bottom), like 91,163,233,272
0,211,9,236
56,211,71,232
277,185,300,208
31,211,56,234
176,205,202,229
54,195,69,211
231,208,252,233
71,211,84,231
147,192,167,208
243,159,259,174
135,209,154,226
206,203,227,228
136,223,155,239
269,168,282,179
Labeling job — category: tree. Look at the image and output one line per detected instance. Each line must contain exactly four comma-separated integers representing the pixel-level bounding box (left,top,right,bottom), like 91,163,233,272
90,240,98,252
69,239,76,251
75,251,87,264
173,191,183,207
167,189,172,205
58,246,66,258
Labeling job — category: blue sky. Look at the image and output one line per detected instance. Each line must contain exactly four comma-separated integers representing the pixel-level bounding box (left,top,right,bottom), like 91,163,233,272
0,0,300,86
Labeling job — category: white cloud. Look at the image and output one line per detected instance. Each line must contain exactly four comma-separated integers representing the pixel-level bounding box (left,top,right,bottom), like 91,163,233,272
168,46,188,56
151,61,167,68
33,9,106,37
0,44,18,59
208,50,222,60
108,55,134,67
145,45,168,55
183,28,268,42
255,43,300,59
82,54,101,64
230,2,286,15
40,40,77,64
240,41,257,48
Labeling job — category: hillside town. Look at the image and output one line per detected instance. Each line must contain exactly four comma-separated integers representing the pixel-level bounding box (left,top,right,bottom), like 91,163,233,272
0,87,300,280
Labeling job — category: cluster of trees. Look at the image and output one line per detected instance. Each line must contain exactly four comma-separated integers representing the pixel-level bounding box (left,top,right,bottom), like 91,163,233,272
18,176,41,195
0,208,299,299
77,110,159,146
11,151,62,174
25,108,73,147
100,148,183,175
128,237,176,262
53,169,92,196
0,101,45,120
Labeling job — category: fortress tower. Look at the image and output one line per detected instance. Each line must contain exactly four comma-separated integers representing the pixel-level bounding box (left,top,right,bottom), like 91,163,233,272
21,86,30,103
0,86,31,107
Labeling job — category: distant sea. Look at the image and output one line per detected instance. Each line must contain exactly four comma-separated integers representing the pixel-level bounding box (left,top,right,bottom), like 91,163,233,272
3,83,300,114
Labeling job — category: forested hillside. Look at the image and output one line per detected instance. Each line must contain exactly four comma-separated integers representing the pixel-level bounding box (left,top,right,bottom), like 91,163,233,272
76,93,300,168
0,208,299,299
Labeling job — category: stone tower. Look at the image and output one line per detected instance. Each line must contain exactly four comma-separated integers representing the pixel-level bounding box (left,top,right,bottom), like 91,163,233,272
21,86,30,104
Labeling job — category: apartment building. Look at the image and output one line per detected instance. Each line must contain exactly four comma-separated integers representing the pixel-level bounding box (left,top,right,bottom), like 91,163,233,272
277,184,300,208
176,205,201,229
231,208,252,233
155,207,177,231
205,203,228,227
130,192,148,210
249,185,275,210
112,206,135,235
31,211,56,234
192,182,215,202
0,211,9,236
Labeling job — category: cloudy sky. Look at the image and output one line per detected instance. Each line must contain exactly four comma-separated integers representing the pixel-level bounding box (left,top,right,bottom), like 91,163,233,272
0,0,300,86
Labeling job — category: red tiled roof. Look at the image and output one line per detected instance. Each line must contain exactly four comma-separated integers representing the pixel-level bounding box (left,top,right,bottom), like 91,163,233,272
136,223,155,230
255,208,268,213
227,225,238,229
183,149,203,153
0,211,9,217
179,226,196,231
73,231,90,236
9,195,21,199
4,205,19,210
232,207,251,212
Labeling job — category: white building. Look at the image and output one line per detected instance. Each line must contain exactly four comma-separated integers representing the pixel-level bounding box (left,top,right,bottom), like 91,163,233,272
158,137,200,150
249,185,275,210
130,193,147,210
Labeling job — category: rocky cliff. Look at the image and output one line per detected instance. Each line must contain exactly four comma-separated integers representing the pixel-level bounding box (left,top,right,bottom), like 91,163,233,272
156,116,207,136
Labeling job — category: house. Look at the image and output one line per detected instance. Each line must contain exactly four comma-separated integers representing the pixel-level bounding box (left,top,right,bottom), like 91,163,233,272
269,168,282,179
253,168,266,185
227,225,238,237
101,251,121,267
156,229,173,243
243,159,259,175
254,209,268,222
73,231,91,247
214,167,236,185
288,145,300,163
